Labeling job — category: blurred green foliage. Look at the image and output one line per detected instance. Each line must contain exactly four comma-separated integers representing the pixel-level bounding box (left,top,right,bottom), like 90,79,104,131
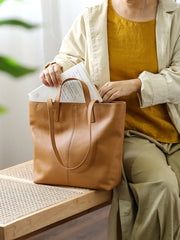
0,0,39,115
0,0,23,3
0,19,39,29
0,106,7,114
0,56,37,77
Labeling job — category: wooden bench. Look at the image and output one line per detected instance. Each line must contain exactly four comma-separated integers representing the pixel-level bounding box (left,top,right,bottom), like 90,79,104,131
0,161,112,240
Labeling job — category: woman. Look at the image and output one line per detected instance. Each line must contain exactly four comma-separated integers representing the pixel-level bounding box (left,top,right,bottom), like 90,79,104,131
40,0,180,239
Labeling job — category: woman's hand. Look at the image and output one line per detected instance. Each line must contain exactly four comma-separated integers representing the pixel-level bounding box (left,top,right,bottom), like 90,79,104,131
40,63,63,87
99,79,142,102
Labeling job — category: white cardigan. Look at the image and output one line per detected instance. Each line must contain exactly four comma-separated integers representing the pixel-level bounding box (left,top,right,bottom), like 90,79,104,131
54,0,180,134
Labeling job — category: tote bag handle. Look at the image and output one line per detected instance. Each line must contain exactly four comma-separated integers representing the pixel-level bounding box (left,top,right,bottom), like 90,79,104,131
52,78,91,122
47,78,98,170
55,78,91,104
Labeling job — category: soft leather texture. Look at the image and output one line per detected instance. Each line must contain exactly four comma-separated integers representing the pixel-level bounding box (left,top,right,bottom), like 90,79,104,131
29,79,126,190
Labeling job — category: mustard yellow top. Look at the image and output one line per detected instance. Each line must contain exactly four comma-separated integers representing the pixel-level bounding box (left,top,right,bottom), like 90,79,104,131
107,0,180,143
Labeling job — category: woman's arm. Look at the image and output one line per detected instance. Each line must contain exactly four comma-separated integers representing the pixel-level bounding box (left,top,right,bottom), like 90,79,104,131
99,79,141,102
138,33,180,107
53,11,87,72
40,10,87,86
99,33,180,105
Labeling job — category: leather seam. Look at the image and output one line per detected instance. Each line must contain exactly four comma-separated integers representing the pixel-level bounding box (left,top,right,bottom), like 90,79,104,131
67,105,76,184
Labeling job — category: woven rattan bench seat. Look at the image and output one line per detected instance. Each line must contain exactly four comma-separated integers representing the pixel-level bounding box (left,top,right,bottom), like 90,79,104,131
0,161,111,240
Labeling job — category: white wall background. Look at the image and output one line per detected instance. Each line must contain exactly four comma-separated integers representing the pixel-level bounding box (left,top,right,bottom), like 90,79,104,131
41,0,92,63
0,0,92,170
0,0,43,169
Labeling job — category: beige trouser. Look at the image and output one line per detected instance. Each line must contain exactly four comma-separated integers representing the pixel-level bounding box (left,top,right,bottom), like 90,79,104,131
108,130,180,240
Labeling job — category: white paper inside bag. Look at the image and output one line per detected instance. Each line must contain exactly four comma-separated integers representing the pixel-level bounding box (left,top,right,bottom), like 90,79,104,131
28,62,103,103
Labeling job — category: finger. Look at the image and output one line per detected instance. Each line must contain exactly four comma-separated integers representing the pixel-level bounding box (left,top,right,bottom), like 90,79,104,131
99,83,113,98
42,80,50,87
48,65,59,87
102,88,115,102
99,86,105,96
54,64,62,84
106,91,119,102
40,72,50,87
44,69,54,87
40,71,45,82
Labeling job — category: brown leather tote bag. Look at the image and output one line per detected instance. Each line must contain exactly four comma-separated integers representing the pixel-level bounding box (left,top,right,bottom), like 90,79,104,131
29,78,126,190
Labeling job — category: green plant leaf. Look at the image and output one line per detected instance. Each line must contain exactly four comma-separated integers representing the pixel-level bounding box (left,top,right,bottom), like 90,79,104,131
0,106,7,114
0,0,24,4
0,56,37,77
0,19,39,29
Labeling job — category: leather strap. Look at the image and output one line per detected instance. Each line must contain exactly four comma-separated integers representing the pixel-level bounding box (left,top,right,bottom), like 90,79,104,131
55,78,91,104
54,78,92,122
47,98,98,170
